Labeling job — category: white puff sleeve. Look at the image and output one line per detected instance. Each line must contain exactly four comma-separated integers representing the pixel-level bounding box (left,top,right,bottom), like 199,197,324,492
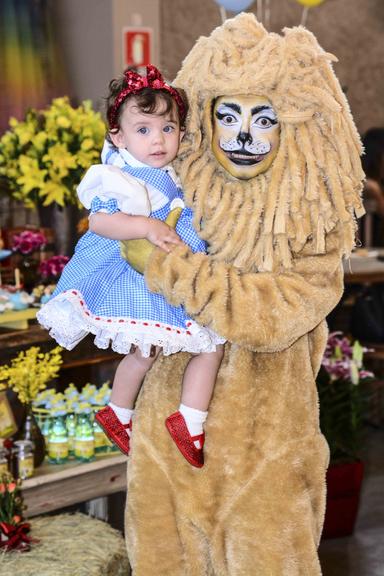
77,164,151,216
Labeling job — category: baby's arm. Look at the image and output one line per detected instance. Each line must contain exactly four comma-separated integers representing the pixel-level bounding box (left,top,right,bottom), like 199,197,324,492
89,212,183,253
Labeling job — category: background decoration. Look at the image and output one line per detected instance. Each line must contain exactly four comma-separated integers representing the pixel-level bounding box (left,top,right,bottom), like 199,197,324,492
0,472,34,552
0,0,67,134
296,0,324,6
0,346,63,407
296,0,326,25
214,0,255,23
213,0,254,11
316,332,373,464
0,97,105,209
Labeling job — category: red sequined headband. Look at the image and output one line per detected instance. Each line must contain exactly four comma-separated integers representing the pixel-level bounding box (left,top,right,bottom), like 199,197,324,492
108,65,186,130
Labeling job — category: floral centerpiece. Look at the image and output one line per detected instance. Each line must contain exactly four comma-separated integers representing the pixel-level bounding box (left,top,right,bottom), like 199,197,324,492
38,254,69,283
0,346,63,406
0,97,105,207
317,332,374,464
11,229,48,290
12,230,47,255
0,473,35,552
318,332,375,539
0,346,63,467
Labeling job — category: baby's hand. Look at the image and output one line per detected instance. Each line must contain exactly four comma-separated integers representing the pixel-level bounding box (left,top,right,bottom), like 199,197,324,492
146,219,184,253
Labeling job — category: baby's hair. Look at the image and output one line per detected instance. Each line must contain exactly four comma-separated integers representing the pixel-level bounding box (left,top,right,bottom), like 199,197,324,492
104,67,188,144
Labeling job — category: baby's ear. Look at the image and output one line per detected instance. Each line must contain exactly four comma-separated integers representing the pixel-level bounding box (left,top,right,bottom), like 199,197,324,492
179,128,185,142
109,130,124,148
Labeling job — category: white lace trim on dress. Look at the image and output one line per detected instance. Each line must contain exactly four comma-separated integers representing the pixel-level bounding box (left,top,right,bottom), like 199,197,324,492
37,290,225,357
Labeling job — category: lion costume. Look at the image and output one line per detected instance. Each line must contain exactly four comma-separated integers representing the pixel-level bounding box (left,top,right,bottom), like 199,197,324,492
125,13,364,575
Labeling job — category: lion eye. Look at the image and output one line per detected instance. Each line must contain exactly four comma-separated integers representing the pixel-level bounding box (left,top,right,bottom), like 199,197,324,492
223,115,236,125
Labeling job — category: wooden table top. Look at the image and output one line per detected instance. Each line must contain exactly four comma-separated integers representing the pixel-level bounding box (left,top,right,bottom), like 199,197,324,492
343,250,384,284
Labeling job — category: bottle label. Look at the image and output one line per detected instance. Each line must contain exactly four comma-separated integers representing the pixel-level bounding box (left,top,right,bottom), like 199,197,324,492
19,456,34,479
0,462,8,474
48,440,69,459
74,439,95,459
94,431,105,449
68,435,75,451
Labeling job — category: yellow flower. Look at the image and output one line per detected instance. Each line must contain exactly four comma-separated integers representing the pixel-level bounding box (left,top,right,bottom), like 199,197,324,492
0,346,63,405
0,96,106,207
81,138,94,151
56,116,71,129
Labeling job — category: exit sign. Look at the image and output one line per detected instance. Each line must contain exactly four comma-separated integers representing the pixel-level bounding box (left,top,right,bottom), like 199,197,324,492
123,27,152,68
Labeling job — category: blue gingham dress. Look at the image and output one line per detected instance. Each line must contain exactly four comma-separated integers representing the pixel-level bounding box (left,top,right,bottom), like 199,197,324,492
37,157,224,357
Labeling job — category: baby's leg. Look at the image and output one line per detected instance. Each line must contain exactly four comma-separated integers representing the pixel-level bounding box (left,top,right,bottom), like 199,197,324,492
111,346,159,409
166,345,224,456
96,346,159,455
181,345,224,410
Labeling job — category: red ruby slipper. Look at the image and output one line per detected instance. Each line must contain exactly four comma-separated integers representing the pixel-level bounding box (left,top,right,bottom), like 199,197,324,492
165,411,205,468
95,406,131,456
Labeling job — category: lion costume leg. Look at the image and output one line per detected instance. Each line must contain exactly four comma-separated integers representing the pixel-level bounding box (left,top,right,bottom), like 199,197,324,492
126,344,329,575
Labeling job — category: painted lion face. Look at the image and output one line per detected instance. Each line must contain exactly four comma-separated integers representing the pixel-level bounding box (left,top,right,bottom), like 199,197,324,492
212,95,280,180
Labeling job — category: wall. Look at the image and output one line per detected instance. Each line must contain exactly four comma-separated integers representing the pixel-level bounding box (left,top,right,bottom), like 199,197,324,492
52,0,160,114
160,0,384,135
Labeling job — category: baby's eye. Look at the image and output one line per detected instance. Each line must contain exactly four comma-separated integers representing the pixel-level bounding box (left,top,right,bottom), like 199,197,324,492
163,125,174,133
138,127,149,134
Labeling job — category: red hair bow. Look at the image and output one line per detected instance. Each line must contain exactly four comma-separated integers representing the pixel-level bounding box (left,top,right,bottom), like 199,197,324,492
108,65,186,129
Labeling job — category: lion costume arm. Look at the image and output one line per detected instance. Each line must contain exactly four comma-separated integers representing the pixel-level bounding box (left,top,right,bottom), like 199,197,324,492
145,230,344,353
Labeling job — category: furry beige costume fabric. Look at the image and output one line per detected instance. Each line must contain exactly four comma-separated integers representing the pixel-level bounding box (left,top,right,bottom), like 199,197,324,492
125,14,364,575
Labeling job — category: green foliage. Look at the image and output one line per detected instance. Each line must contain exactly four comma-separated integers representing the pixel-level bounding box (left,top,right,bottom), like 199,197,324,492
317,333,374,463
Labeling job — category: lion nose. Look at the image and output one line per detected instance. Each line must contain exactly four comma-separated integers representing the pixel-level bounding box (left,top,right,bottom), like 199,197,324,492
237,131,252,145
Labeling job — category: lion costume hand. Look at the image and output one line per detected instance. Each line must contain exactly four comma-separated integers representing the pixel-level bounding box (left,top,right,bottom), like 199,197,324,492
120,207,182,274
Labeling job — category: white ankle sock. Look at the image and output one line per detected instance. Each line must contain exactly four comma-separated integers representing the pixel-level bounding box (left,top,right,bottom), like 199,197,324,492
108,402,134,436
179,403,208,448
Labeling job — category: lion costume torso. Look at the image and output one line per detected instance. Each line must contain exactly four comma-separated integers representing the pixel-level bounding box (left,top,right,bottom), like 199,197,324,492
125,14,364,575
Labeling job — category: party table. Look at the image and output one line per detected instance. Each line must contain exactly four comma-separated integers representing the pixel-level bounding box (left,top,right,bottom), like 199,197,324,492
22,452,127,517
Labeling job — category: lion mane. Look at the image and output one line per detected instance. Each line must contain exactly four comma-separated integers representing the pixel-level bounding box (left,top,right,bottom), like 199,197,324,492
173,13,365,272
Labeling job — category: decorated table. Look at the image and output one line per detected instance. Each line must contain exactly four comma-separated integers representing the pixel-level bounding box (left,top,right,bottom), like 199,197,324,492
343,249,384,284
22,451,127,517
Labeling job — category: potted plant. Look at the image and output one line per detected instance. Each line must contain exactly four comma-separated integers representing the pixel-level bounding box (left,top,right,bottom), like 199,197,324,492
317,331,374,538
0,97,105,208
0,97,106,254
0,346,63,467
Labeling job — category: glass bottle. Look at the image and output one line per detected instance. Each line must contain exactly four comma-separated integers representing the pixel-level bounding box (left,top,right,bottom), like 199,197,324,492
66,413,76,457
14,440,34,479
41,415,51,444
9,446,20,478
74,413,95,462
20,407,46,468
48,415,69,464
0,447,8,475
93,416,107,453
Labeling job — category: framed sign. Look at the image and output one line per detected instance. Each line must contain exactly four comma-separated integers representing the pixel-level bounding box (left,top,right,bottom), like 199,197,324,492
122,27,152,69
0,392,17,438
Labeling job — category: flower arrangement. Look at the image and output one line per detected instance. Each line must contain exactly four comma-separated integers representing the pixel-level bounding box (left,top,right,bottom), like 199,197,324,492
0,346,63,405
0,97,105,207
12,230,47,255
0,473,34,551
38,254,69,279
317,332,374,463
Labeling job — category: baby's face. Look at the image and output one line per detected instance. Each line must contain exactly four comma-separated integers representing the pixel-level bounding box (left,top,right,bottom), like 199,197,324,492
110,100,182,168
